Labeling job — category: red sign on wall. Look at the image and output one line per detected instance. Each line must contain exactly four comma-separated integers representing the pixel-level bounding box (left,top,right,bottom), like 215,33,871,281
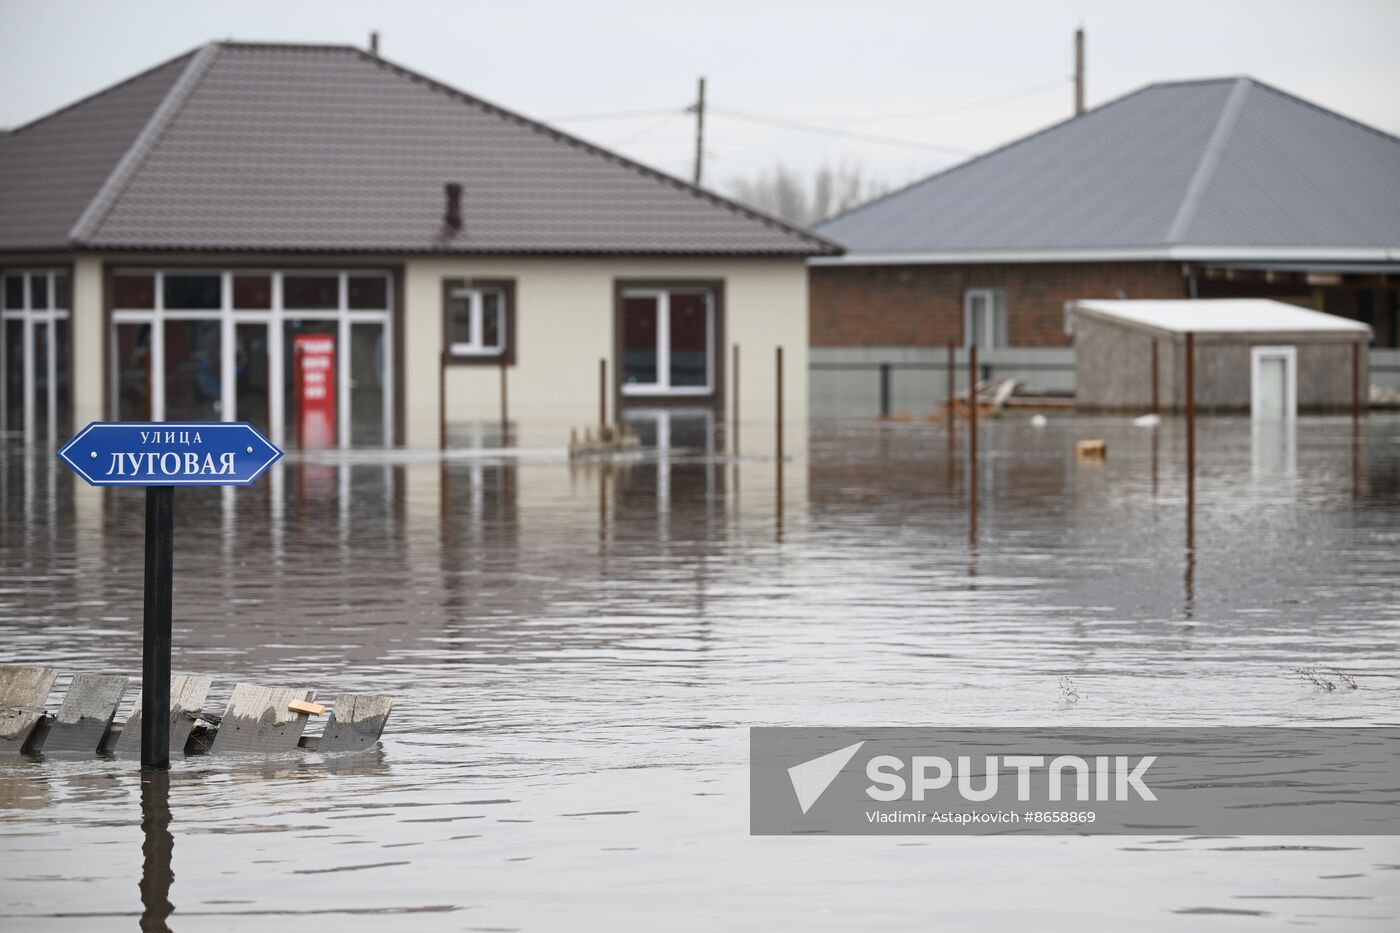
293,334,335,448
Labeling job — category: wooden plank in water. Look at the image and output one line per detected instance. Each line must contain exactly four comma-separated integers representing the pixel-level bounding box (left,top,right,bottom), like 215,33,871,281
0,665,59,755
208,684,316,754
315,694,393,753
41,673,129,755
115,674,214,759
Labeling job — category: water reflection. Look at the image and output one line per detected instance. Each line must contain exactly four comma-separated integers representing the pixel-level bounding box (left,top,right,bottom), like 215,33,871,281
1,414,1399,929
139,770,173,933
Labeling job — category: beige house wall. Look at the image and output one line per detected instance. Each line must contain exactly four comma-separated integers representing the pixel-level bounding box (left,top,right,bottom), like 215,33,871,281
407,257,808,455
55,253,807,458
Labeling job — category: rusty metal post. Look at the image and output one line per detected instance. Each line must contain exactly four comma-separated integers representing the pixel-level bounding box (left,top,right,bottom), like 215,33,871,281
775,346,784,463
499,353,508,444
775,345,784,538
1185,332,1195,478
946,339,957,429
732,343,740,456
599,358,607,429
968,342,978,539
1150,338,1159,415
1352,341,1360,425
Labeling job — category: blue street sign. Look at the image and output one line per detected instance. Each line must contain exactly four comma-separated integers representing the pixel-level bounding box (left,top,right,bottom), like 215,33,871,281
56,422,283,487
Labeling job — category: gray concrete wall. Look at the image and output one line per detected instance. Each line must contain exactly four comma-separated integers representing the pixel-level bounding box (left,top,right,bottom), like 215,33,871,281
810,346,1074,419
1075,314,1368,413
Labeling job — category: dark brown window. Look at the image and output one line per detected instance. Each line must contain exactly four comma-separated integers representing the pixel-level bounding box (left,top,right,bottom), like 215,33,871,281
113,273,155,310
163,274,221,310
283,275,338,310
348,275,389,310
233,274,272,309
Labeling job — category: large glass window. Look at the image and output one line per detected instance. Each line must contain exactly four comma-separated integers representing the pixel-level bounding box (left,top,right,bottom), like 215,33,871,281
163,274,221,311
114,324,152,421
2,269,72,439
621,288,714,394
163,320,222,420
622,295,658,386
109,269,394,448
233,275,272,310
284,320,338,448
283,275,338,310
235,323,271,436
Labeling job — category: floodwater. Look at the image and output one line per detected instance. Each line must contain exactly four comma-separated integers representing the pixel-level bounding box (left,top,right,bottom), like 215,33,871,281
1,413,1398,931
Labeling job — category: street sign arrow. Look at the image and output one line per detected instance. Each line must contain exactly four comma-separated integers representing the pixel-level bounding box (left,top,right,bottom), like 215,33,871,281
56,422,283,487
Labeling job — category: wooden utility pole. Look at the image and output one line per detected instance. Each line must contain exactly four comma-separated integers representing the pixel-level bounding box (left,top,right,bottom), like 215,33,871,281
691,77,706,186
1074,28,1085,116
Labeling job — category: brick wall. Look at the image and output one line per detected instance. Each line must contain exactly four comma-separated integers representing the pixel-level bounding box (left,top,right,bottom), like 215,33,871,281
809,261,1188,348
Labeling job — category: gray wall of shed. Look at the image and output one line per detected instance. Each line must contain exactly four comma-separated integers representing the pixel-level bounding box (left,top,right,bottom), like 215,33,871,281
1075,315,1367,413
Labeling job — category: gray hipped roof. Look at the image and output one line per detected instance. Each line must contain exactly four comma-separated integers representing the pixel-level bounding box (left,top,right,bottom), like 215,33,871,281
0,42,837,256
817,77,1400,257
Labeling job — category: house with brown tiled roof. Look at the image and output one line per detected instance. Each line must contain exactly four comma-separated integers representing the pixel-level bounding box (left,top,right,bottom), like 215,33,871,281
1,41,837,449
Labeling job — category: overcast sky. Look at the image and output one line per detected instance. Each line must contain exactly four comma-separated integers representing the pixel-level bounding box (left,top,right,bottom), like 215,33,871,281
2,0,1397,194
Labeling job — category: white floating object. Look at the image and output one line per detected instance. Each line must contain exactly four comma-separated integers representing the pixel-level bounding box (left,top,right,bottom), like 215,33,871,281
1132,414,1161,428
1029,414,1048,427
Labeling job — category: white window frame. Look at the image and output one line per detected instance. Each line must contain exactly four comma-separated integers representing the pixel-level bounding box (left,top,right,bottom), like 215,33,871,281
963,288,1007,349
620,289,714,396
446,288,506,357
1250,345,1297,421
110,269,395,449
2,268,71,442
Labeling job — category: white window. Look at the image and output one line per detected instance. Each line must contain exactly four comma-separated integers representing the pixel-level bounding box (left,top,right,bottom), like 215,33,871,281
621,289,714,395
446,288,505,356
109,269,395,449
1251,345,1297,421
2,269,72,441
964,288,1008,348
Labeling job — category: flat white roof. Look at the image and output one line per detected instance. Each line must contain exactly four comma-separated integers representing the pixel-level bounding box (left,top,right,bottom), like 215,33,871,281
1072,298,1371,335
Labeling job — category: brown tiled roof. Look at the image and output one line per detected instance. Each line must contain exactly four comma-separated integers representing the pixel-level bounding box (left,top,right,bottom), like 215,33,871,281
1,42,838,256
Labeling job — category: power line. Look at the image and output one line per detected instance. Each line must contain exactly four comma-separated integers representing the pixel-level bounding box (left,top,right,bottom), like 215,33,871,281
547,106,685,123
707,107,972,155
607,113,685,148
826,76,1072,124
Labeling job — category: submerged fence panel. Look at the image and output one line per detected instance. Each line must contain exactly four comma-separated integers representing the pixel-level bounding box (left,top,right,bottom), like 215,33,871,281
810,347,1075,419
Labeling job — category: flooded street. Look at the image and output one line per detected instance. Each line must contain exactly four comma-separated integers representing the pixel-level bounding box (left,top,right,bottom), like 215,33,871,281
2,414,1399,930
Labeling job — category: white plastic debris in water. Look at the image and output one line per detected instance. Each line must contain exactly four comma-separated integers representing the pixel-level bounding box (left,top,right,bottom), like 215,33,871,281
1133,414,1162,428
1030,414,1048,427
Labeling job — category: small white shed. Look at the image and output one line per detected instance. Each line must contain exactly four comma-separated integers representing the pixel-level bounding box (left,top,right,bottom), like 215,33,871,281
1072,299,1372,415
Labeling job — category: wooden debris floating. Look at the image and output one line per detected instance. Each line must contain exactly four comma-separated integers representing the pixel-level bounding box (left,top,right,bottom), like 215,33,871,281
569,424,640,459
930,378,1021,420
1075,439,1107,459
0,666,391,760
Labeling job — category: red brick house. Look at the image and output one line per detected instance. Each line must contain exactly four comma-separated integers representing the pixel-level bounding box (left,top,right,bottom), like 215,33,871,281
809,77,1400,411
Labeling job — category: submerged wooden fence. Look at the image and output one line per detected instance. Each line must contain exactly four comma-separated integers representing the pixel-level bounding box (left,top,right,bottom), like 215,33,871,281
0,665,391,758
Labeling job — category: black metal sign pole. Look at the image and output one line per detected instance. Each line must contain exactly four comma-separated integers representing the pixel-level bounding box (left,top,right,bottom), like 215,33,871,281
141,485,174,770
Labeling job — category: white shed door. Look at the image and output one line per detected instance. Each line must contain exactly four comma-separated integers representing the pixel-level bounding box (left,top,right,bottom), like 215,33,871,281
1251,346,1296,421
